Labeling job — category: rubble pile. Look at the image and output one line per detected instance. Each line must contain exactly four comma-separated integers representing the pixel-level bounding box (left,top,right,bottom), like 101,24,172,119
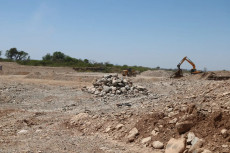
82,74,149,97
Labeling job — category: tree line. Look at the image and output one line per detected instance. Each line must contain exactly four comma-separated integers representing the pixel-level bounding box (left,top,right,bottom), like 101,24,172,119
0,48,153,73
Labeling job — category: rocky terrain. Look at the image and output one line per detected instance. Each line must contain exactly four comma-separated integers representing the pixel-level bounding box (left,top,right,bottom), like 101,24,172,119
0,62,230,153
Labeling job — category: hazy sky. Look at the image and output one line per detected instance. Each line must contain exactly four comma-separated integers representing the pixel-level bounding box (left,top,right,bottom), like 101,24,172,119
0,0,230,70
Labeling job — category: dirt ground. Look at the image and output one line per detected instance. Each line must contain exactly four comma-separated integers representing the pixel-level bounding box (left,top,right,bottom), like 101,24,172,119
0,62,229,153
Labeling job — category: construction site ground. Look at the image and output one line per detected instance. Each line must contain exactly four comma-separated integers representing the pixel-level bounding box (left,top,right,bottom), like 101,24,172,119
0,62,230,153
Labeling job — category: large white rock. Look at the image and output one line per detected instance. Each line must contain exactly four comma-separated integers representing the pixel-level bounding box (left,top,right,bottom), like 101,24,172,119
115,124,124,130
141,137,151,144
165,137,186,153
187,132,195,145
18,129,28,135
127,127,139,142
152,141,164,149
221,129,228,138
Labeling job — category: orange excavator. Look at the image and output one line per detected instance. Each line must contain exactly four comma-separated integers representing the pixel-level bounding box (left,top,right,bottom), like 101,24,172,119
172,56,202,77
122,68,137,77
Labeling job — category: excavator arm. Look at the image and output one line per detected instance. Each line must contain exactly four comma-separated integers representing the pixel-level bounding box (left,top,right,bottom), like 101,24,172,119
177,56,196,70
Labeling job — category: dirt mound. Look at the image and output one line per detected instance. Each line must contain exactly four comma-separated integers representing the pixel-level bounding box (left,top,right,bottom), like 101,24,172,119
141,70,173,77
204,71,230,80
182,71,230,81
133,108,230,152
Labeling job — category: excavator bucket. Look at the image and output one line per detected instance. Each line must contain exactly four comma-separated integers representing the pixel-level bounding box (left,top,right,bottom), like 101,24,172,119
171,69,183,78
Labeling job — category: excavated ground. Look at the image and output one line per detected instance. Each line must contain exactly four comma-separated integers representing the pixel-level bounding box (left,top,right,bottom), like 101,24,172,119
0,62,229,153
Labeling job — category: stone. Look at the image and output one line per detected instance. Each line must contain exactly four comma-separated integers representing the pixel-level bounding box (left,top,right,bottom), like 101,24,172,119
222,144,228,148
152,141,164,149
221,129,228,138
112,79,119,86
115,124,124,130
18,129,28,134
101,78,108,83
154,127,160,131
141,137,151,144
169,118,178,124
116,90,121,94
120,87,127,93
110,94,115,97
202,149,212,153
168,108,173,112
127,127,139,142
123,79,128,84
159,125,163,128
125,85,130,90
165,137,186,153
189,138,204,153
136,86,146,91
111,86,116,91
103,86,112,93
94,90,100,95
168,111,178,117
151,130,159,136
176,121,194,134
191,137,200,146
105,126,111,133
93,81,100,86
90,87,96,94
187,132,195,145
118,83,124,87
35,129,42,133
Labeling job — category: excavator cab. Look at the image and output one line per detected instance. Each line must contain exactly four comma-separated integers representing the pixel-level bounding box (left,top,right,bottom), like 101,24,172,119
191,69,197,73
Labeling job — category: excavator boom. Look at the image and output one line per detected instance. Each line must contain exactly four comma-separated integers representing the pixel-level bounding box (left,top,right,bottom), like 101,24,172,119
177,56,196,70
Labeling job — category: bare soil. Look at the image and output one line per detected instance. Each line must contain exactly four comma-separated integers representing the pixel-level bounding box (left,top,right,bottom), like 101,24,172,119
0,62,229,153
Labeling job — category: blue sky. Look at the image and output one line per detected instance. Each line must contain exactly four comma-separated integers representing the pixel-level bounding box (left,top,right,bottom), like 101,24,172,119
0,0,230,70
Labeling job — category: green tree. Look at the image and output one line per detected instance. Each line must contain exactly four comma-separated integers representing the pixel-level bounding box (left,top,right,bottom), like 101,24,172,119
0,50,2,58
16,51,28,60
42,53,53,61
5,48,18,60
52,51,65,61
105,61,113,67
5,48,29,60
84,59,89,64
65,56,76,62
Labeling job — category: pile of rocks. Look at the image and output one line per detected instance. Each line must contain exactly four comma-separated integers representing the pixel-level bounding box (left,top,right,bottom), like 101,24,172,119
82,74,149,97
